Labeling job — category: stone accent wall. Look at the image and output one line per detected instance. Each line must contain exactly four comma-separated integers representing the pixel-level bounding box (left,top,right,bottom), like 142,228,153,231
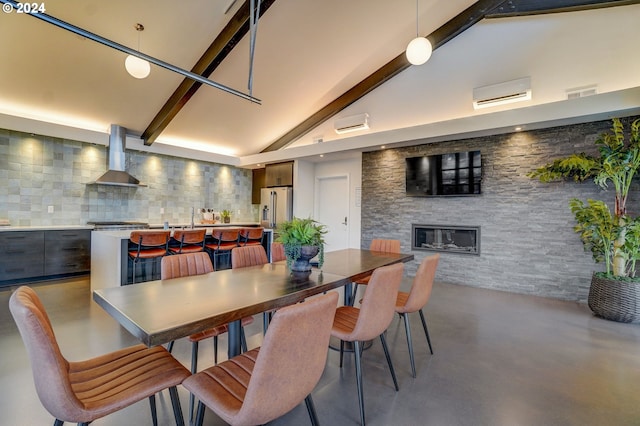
0,129,257,226
362,116,640,302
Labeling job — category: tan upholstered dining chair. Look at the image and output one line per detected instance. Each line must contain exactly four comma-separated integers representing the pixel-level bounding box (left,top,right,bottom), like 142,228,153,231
183,292,339,426
332,262,404,426
161,252,254,424
231,245,272,333
9,286,190,426
270,241,286,262
396,253,440,377
351,239,401,304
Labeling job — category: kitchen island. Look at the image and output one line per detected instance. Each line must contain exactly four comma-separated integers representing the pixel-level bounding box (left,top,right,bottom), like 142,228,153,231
90,224,273,290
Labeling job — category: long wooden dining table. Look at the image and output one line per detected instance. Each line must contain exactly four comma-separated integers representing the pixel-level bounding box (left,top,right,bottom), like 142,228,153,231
93,248,414,358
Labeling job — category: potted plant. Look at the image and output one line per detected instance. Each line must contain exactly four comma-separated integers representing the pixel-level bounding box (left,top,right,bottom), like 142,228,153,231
276,217,327,272
528,117,640,322
221,209,231,224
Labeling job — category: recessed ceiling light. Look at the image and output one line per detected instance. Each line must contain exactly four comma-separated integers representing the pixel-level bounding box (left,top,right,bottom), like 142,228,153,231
319,154,324,158
515,127,522,131
381,145,386,149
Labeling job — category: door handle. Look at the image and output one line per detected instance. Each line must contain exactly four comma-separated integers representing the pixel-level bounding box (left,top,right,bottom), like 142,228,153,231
342,216,348,225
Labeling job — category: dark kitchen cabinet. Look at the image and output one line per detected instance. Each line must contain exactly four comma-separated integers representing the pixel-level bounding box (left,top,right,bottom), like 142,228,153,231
0,229,91,286
265,161,293,187
45,230,91,275
0,231,45,281
252,168,266,204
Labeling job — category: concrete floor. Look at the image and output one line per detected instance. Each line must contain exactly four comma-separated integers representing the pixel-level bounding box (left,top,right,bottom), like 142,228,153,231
2,276,640,426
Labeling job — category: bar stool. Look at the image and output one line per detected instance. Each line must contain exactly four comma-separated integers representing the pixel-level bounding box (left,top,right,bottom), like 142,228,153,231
128,230,170,284
240,227,264,246
205,229,240,270
169,228,206,254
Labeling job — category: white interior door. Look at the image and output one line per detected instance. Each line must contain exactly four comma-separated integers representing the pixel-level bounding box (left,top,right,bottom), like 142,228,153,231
315,175,349,252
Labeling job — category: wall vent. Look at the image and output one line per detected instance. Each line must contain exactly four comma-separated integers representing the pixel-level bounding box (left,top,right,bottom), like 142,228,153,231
566,85,597,100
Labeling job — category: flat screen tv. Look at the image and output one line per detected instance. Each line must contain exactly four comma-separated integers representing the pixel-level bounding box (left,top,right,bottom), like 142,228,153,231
406,150,482,196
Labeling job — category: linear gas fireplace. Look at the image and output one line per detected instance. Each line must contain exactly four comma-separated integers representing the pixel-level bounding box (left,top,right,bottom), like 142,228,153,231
412,224,480,255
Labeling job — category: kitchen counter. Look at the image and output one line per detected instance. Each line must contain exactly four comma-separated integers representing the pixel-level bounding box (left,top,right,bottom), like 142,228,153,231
147,221,262,229
0,225,94,232
90,227,273,290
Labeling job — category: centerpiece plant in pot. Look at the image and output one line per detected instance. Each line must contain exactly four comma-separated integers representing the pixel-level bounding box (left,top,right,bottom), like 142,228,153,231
276,217,327,272
528,117,640,323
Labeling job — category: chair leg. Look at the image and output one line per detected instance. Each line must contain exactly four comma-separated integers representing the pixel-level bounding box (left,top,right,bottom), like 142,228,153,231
149,394,158,426
195,400,206,426
167,340,174,353
54,420,64,426
240,327,248,353
379,333,399,391
339,339,345,368
401,312,417,378
213,335,218,364
353,340,366,426
304,394,320,426
169,386,185,426
190,341,199,424
419,309,434,354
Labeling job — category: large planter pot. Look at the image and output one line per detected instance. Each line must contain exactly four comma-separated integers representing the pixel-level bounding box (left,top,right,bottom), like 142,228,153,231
588,273,640,323
289,245,319,272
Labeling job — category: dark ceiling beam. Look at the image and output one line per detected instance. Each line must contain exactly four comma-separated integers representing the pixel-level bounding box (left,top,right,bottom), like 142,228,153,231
485,0,640,18
142,0,276,146
260,0,508,153
261,0,636,153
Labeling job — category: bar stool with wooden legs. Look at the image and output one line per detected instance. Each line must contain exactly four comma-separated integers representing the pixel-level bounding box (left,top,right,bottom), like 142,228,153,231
128,230,170,284
331,262,404,426
396,253,440,377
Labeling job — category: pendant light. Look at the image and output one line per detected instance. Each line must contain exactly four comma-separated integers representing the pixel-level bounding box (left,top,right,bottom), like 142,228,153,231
125,23,150,79
406,0,432,66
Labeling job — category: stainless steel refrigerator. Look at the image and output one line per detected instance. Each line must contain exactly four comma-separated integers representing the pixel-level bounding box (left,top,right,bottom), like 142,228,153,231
260,187,293,228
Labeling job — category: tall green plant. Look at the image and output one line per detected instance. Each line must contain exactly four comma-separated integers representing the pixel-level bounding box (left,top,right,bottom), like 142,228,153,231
528,118,640,279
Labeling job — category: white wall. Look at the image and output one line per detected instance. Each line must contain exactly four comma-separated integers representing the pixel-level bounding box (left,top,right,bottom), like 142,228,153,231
292,160,315,218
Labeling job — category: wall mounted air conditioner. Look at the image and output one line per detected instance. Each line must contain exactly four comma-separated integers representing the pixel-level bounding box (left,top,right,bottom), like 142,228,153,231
473,77,531,109
334,113,370,134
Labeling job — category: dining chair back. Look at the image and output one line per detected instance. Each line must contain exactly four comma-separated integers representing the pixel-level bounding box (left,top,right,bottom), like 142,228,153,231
231,245,271,334
183,292,339,426
332,262,404,426
396,254,440,377
161,252,252,424
128,230,171,284
169,228,206,254
162,251,213,278
9,286,189,426
351,238,401,304
270,242,286,262
231,244,269,268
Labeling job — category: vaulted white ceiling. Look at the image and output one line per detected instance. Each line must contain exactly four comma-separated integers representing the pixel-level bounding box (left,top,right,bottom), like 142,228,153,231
0,1,638,166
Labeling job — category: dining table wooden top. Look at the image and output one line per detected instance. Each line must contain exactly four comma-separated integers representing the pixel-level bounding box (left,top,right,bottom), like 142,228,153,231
93,248,414,348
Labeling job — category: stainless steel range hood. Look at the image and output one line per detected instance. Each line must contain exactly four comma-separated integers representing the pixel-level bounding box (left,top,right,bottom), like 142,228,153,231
88,124,147,187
